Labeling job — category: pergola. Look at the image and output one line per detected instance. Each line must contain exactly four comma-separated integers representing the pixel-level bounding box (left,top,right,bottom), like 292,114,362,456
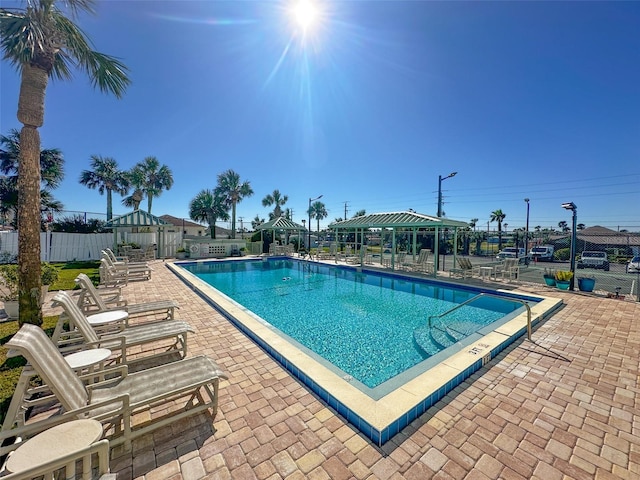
256,217,307,252
105,209,171,258
328,211,469,274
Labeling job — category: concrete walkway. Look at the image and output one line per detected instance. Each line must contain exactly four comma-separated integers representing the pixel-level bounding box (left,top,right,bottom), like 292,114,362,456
54,260,640,479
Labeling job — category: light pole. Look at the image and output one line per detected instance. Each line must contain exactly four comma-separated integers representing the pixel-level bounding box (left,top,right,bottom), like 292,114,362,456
308,194,323,251
437,172,457,217
524,198,530,265
562,202,577,290
436,172,456,271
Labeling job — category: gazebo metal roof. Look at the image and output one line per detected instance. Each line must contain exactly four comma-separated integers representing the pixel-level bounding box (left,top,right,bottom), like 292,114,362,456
105,209,171,228
257,217,307,231
328,211,468,229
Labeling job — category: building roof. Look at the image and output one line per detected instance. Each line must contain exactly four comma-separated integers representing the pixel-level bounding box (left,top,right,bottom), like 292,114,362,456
329,211,469,229
577,226,640,247
105,209,170,228
159,214,205,229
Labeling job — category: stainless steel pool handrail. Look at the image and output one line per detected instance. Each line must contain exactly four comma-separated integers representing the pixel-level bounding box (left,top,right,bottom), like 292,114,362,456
427,293,533,340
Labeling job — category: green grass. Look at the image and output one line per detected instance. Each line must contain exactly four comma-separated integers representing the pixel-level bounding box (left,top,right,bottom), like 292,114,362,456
49,261,100,291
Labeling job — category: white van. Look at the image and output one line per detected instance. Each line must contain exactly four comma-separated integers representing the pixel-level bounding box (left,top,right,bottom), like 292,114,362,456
529,245,554,262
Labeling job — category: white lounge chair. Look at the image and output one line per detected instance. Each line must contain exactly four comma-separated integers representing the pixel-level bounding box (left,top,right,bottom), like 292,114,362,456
101,252,152,279
75,273,178,321
51,291,193,363
1,324,227,452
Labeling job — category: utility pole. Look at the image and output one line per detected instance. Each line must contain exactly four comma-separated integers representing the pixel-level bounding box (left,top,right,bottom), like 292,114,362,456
344,202,349,219
238,217,244,239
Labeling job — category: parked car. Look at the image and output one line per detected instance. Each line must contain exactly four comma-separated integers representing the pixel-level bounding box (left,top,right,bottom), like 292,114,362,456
529,245,554,262
627,256,640,274
496,247,528,264
577,251,610,271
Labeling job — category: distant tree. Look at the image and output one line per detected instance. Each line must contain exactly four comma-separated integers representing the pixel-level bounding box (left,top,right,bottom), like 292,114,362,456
577,223,586,230
251,215,265,230
215,170,253,239
189,189,230,239
469,218,478,231
80,156,129,221
334,217,344,223
262,189,288,220
353,209,366,217
133,156,174,213
490,209,506,250
0,129,65,228
308,201,328,235
52,214,105,233
283,208,292,220
558,220,569,233
0,0,129,326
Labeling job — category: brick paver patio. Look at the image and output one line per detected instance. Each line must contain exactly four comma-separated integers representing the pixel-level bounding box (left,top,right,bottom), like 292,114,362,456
46,260,640,479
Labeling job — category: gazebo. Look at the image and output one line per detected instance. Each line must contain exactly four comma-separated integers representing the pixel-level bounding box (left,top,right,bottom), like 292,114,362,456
328,211,469,274
256,217,307,253
104,209,171,258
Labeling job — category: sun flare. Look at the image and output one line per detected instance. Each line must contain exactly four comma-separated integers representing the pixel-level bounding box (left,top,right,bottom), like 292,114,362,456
293,0,318,31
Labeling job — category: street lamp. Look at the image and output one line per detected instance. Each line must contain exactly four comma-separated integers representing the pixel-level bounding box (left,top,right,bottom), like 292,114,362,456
562,202,577,290
436,172,457,272
308,194,323,251
524,198,530,265
437,172,457,217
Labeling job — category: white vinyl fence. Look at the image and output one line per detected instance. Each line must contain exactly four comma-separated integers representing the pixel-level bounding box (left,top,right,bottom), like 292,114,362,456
0,231,184,262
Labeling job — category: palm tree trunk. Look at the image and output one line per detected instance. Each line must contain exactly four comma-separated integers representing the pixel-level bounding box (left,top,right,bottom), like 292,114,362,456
231,203,236,239
16,64,48,327
106,189,113,220
147,196,153,214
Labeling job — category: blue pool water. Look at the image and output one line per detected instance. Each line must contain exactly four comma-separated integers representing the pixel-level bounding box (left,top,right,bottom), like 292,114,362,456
181,259,528,389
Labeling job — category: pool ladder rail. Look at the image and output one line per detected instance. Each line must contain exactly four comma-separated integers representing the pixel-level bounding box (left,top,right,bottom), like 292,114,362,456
426,292,533,340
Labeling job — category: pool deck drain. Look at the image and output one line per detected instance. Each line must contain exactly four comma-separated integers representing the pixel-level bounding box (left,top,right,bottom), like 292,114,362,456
42,258,640,479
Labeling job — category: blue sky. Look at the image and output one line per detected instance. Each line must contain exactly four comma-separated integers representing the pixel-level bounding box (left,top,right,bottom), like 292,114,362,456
1,0,639,232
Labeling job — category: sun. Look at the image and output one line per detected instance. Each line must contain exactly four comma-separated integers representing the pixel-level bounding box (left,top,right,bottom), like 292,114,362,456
292,0,318,32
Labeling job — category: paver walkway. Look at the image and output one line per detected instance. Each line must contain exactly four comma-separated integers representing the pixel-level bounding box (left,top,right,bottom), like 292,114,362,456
47,260,640,479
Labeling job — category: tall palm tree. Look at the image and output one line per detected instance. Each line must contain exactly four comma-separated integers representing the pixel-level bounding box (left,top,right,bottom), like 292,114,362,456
469,218,478,231
0,0,129,326
262,189,288,220
134,156,173,213
309,201,328,235
79,156,129,221
0,129,65,227
558,220,569,233
251,215,265,231
189,189,230,239
490,209,506,250
215,169,253,239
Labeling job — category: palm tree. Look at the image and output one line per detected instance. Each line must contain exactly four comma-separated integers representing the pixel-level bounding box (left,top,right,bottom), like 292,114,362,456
490,209,506,250
132,156,173,213
1,0,129,326
121,166,145,210
215,169,253,239
262,189,288,220
251,215,265,231
189,189,230,239
80,156,129,221
0,129,65,227
353,209,366,217
309,201,328,235
470,218,478,231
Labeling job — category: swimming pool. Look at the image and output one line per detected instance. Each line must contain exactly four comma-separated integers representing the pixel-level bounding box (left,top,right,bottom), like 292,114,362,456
170,257,562,445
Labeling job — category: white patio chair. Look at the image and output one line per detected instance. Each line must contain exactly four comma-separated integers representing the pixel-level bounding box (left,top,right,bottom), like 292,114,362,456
75,273,178,321
1,324,227,453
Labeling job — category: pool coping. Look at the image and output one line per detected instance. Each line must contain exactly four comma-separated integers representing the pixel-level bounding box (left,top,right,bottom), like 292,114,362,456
168,259,563,445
